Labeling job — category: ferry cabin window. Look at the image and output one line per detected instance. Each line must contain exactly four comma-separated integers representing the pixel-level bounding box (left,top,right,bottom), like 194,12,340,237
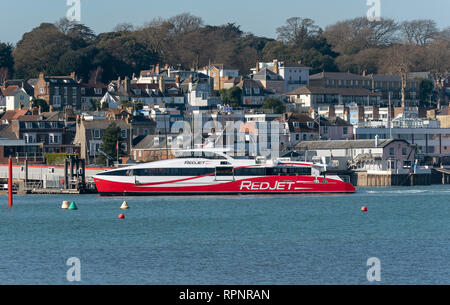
97,170,129,176
215,167,234,176
133,168,215,176
234,167,312,176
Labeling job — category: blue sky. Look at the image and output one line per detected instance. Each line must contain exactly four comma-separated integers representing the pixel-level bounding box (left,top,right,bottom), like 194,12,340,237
1,0,449,44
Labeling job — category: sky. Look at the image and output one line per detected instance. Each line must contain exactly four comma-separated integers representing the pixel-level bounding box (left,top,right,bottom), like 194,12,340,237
1,0,449,44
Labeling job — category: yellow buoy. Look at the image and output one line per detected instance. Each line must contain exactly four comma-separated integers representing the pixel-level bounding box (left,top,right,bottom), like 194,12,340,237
120,201,130,210
61,200,70,209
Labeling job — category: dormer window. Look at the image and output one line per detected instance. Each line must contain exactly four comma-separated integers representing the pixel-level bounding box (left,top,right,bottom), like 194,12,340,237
307,121,314,129
154,137,160,146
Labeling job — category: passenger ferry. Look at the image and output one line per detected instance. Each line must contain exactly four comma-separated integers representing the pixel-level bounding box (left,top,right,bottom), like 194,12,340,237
93,149,356,196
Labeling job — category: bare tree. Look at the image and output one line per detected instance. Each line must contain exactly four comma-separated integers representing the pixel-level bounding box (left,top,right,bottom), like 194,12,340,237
55,17,78,34
426,38,450,109
379,44,419,108
400,20,438,46
167,13,203,36
324,17,399,54
276,17,320,46
113,23,135,33
0,67,9,84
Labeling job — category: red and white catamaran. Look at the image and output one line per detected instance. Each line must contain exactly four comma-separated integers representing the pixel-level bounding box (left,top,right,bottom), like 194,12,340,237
93,149,356,196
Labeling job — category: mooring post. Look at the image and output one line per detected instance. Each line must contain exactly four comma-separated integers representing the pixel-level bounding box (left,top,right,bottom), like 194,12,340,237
8,157,13,207
24,159,28,188
64,158,68,189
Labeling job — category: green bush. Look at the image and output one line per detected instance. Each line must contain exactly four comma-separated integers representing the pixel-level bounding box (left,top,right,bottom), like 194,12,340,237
45,153,78,165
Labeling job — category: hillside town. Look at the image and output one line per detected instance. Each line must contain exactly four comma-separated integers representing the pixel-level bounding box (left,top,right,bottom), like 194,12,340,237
1,15,450,190
1,60,450,188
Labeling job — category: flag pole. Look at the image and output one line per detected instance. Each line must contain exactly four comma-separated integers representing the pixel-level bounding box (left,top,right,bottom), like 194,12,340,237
8,157,13,207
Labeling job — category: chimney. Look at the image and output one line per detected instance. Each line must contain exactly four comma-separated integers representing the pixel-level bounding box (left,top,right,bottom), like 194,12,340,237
38,105,42,115
39,72,44,79
155,64,160,74
255,61,260,73
70,72,76,80
49,105,54,112
159,75,165,93
175,75,180,87
362,69,367,77
164,64,169,70
273,60,279,75
124,76,129,93
375,135,379,147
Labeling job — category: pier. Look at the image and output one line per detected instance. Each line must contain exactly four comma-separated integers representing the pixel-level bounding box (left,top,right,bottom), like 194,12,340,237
0,157,107,194
354,169,449,187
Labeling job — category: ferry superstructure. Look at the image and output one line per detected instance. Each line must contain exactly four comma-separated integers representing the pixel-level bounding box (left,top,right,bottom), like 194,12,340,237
93,149,356,195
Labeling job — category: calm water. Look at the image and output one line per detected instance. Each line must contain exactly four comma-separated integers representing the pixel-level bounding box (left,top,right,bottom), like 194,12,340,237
0,185,449,285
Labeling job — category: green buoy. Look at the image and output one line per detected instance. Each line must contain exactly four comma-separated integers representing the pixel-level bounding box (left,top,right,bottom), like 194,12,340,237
68,202,78,210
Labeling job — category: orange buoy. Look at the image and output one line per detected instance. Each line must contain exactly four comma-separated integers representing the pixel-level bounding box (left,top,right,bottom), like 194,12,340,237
361,206,368,212
118,214,125,219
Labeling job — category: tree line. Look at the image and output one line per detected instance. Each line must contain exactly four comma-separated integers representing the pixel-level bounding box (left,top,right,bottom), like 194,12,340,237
0,14,449,86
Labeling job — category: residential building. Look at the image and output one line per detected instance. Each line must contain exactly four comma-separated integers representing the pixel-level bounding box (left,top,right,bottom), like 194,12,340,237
286,86,381,108
3,86,31,110
74,118,132,163
354,117,450,158
309,72,420,106
252,68,285,94
236,79,274,106
0,110,78,155
198,64,240,91
186,78,222,108
34,72,82,110
80,83,108,110
0,138,43,164
276,113,319,148
131,134,180,162
294,138,415,172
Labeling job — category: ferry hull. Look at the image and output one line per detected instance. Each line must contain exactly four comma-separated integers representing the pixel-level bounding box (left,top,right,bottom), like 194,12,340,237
94,176,356,196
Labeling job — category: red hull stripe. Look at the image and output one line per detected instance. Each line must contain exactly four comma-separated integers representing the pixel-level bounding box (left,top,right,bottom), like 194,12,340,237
94,176,356,195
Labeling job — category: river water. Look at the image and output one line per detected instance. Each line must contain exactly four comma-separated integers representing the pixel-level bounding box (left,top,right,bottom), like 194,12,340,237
0,185,449,284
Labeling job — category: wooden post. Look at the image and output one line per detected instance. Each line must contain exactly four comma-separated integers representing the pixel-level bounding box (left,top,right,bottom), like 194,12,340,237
64,159,68,189
24,159,28,188
8,158,13,207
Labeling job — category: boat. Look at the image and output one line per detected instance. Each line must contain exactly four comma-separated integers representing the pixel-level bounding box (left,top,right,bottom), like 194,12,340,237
93,149,356,196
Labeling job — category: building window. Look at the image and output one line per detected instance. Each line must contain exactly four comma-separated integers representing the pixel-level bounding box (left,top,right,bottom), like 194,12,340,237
343,127,348,135
402,147,407,156
40,88,44,94
93,129,101,139
54,87,59,95
121,129,127,139
389,147,395,156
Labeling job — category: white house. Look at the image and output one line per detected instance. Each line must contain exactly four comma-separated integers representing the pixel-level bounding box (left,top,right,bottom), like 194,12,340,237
4,87,31,110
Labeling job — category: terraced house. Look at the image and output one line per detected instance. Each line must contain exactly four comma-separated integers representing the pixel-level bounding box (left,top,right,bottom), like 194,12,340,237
33,72,82,110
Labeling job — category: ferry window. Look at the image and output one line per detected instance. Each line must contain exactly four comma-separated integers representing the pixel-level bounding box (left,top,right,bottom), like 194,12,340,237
234,168,266,176
97,170,128,176
215,167,234,176
264,167,311,176
134,168,214,176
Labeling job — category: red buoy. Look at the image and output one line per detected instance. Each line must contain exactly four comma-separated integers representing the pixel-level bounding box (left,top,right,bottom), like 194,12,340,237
118,214,125,219
361,206,368,212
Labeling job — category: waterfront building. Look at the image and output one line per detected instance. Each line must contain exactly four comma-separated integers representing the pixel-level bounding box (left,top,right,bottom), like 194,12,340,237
354,117,450,159
294,138,415,173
